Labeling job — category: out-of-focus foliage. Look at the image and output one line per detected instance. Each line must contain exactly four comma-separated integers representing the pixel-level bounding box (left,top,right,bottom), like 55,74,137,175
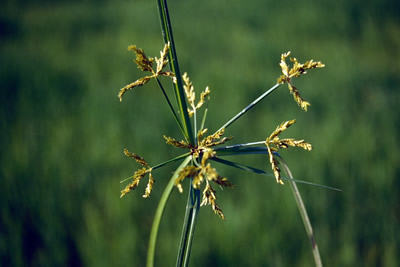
1,0,399,266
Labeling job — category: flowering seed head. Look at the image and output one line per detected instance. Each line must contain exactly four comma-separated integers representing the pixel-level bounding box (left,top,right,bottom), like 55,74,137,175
128,45,154,73
118,43,175,101
120,178,141,198
277,51,324,111
163,135,191,149
265,120,312,184
124,148,150,167
143,173,155,198
201,183,225,220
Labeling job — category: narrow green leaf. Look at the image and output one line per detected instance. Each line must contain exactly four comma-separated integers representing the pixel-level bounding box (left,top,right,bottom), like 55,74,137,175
211,157,341,191
147,156,192,267
210,157,274,177
277,155,323,267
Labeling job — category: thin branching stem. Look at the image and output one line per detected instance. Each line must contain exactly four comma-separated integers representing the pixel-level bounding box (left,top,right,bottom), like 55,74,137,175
217,83,281,133
152,152,191,170
155,77,186,137
120,153,191,184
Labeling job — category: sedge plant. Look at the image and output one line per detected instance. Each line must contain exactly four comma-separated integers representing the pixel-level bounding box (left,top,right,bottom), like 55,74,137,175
118,0,338,266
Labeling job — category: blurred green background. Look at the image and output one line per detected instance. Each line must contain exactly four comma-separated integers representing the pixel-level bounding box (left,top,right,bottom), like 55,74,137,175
1,0,399,266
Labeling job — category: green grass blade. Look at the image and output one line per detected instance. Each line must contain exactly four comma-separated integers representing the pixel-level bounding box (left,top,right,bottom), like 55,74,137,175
277,155,323,267
147,156,192,267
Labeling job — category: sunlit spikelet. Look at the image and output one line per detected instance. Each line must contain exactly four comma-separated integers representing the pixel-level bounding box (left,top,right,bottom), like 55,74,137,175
143,173,155,198
200,128,232,148
279,51,291,77
200,149,215,166
120,178,141,198
176,166,200,193
182,72,211,116
267,146,283,184
128,45,154,73
201,183,225,220
273,138,313,151
159,71,176,83
204,164,234,188
118,76,152,102
120,167,148,198
288,83,311,111
163,135,191,149
196,86,211,110
202,128,225,146
268,120,296,141
155,42,170,74
192,171,205,189
183,72,195,105
197,128,208,142
124,148,149,167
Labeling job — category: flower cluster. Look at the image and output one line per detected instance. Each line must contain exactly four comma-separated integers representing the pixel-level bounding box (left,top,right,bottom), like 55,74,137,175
164,127,233,219
265,120,312,184
120,149,154,198
182,72,211,117
118,44,324,220
277,51,325,111
118,42,175,102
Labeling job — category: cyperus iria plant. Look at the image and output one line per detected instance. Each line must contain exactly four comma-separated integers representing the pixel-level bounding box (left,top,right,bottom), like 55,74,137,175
117,1,335,266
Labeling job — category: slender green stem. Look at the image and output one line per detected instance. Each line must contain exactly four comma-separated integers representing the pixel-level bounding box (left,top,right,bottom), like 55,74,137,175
147,156,192,267
157,0,194,145
176,181,201,267
214,141,266,151
152,152,191,170
122,153,191,184
277,155,323,267
155,77,185,137
156,2,201,265
217,83,281,133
